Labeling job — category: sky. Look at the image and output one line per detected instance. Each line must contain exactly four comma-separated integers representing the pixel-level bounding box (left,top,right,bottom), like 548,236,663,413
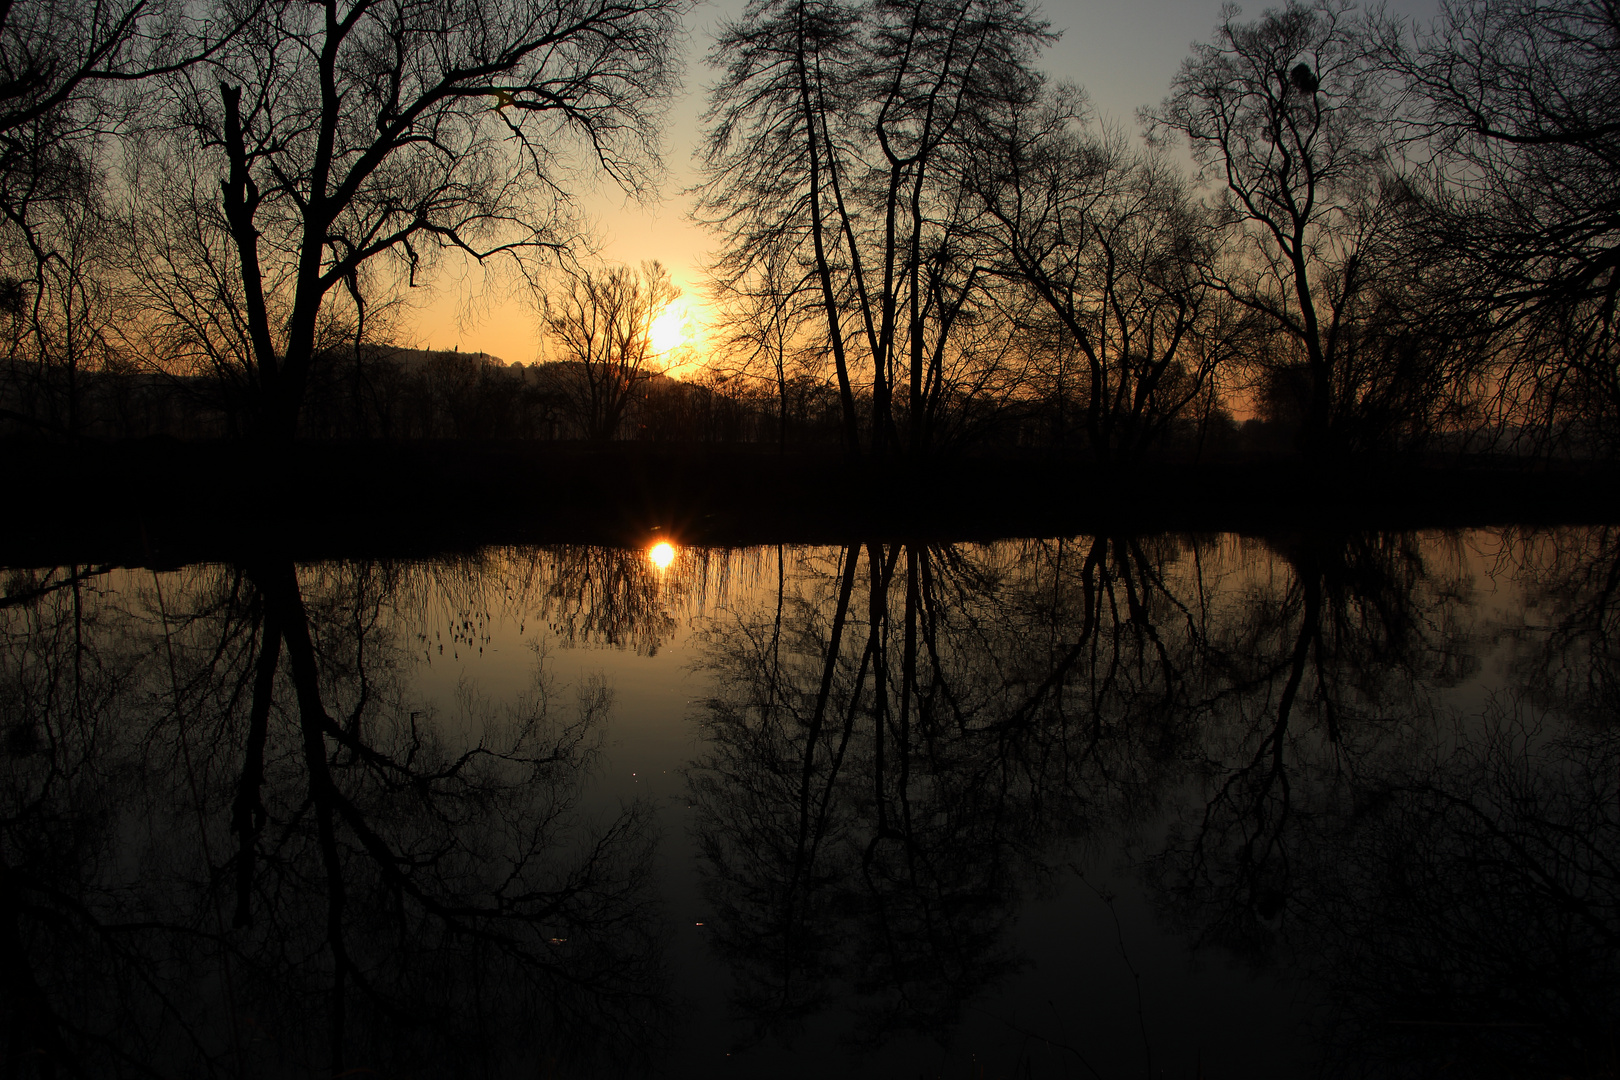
401,0,1439,369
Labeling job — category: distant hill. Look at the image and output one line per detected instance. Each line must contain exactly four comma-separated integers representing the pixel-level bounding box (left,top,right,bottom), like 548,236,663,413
341,345,693,395
357,346,513,371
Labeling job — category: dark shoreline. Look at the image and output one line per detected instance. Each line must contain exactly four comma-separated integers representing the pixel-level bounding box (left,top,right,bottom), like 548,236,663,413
6,438,1617,567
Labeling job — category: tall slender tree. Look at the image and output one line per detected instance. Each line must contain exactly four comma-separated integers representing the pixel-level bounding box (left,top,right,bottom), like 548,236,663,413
699,0,1053,459
972,98,1246,462
1144,0,1398,460
699,0,864,451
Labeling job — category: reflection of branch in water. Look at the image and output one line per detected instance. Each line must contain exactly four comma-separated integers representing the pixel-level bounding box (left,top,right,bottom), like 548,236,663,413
1183,569,1315,949
1160,532,1483,958
0,564,114,611
389,545,769,660
689,545,867,1040
0,559,669,1077
1299,699,1620,1077
964,999,1106,1080
262,560,668,1072
690,537,1210,1049
1080,872,1153,1080
1501,526,1620,724
1151,533,1616,1078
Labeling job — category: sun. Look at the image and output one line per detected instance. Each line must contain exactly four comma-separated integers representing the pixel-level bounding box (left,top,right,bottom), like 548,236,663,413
648,541,675,570
649,301,690,355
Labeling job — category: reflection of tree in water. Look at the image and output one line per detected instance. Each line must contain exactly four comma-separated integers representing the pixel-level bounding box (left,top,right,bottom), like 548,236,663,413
690,529,1620,1077
1152,529,1618,1079
372,544,766,658
1296,701,1619,1079
1157,531,1481,955
1498,525,1620,726
528,544,766,655
688,536,1214,1047
534,545,679,655
5,532,1616,1076
0,560,667,1077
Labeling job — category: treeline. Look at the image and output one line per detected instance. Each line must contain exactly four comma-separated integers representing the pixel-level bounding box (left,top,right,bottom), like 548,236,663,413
6,341,1256,452
0,0,1615,464
696,0,1620,462
1,347,834,444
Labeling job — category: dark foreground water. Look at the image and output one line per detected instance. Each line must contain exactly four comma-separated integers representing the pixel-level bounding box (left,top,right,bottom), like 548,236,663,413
1,529,1615,1078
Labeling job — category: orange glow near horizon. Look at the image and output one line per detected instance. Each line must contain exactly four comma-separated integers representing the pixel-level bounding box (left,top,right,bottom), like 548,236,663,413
648,541,675,570
397,220,718,370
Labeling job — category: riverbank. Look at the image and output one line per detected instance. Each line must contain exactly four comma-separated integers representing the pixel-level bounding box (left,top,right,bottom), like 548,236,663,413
5,438,1617,566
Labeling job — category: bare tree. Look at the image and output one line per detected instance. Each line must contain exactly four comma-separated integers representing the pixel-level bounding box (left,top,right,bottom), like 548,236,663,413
0,0,237,436
118,142,360,435
699,0,1054,459
698,0,863,450
973,96,1248,462
0,0,226,222
1143,0,1401,460
1391,0,1620,454
542,259,678,439
136,0,683,442
1,154,128,436
708,245,832,452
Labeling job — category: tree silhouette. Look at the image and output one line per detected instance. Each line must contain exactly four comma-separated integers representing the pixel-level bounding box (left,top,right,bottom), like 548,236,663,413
1144,0,1403,459
699,0,1054,458
972,99,1250,461
135,0,683,441
542,260,679,440
1393,0,1620,454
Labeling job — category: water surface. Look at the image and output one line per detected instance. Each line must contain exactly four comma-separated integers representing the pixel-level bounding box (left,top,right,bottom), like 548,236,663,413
2,529,1614,1078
